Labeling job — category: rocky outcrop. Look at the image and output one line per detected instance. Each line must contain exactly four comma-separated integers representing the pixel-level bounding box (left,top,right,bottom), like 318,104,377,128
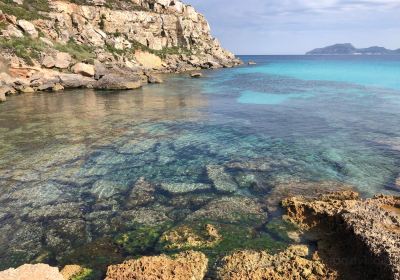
160,224,222,250
282,191,400,280
105,251,208,280
16,20,39,38
0,0,241,100
216,245,336,280
0,264,64,280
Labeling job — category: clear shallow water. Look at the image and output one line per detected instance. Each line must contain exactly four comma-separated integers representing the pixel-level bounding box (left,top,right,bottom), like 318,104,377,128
0,55,400,274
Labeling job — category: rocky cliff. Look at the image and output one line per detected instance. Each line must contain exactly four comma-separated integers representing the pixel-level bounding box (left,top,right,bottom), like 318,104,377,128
0,0,241,101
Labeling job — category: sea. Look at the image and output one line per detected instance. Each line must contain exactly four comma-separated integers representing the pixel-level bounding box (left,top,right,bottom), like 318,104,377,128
0,55,399,276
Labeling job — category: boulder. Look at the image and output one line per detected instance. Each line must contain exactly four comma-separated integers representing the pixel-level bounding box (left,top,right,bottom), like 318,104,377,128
94,61,108,80
41,55,56,68
0,91,6,102
0,264,64,280
71,63,95,77
20,86,34,93
59,73,96,88
148,74,163,84
6,25,24,37
105,251,208,280
54,52,72,69
95,73,142,90
17,20,38,38
52,83,64,91
191,72,202,78
0,85,14,98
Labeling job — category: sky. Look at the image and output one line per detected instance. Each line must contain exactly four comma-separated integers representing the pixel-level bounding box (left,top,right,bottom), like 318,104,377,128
185,0,400,55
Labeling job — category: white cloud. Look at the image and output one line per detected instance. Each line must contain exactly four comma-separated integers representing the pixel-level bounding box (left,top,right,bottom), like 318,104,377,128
185,0,400,54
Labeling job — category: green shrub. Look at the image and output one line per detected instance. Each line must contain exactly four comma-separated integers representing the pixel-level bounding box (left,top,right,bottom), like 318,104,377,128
54,39,95,61
0,36,46,65
0,0,49,20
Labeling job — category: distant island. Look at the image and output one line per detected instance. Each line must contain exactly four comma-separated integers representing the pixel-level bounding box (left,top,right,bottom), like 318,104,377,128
307,43,400,55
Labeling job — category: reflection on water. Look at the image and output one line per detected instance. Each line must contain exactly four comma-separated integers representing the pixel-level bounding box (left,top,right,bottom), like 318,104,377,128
0,56,400,275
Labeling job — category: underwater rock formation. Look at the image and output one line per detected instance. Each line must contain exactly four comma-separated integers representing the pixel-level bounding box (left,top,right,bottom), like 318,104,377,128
206,165,238,193
105,251,208,280
266,179,355,213
185,196,267,224
160,182,211,195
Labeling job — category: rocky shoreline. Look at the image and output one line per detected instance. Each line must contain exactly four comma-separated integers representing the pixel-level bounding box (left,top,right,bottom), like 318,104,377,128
0,190,398,280
0,0,242,102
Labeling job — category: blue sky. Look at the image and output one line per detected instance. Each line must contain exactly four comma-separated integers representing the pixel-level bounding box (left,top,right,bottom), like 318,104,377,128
185,0,400,55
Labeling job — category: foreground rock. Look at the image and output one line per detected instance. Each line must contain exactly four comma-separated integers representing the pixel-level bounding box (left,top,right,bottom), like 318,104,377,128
0,264,64,280
283,191,400,280
105,251,208,280
160,224,222,250
216,245,336,280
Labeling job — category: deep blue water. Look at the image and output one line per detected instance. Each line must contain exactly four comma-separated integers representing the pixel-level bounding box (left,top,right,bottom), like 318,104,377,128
0,55,400,271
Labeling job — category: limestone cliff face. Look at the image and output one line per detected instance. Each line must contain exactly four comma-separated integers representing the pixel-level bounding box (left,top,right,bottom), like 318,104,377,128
0,0,241,99
2,0,240,71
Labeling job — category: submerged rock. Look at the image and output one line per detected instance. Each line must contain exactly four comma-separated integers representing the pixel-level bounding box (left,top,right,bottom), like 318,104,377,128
216,245,335,280
225,158,272,171
191,73,203,78
0,91,6,102
160,182,211,195
207,165,238,193
282,191,400,280
105,251,208,280
125,177,156,208
266,179,354,213
186,196,267,224
147,74,164,84
0,264,64,280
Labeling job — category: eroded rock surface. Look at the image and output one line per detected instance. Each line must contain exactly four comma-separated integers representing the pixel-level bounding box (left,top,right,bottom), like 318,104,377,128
0,263,64,280
283,191,400,280
216,245,336,280
105,251,208,280
160,224,222,250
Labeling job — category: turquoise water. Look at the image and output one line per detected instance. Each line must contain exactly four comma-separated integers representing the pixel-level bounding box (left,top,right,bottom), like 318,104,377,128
0,55,400,274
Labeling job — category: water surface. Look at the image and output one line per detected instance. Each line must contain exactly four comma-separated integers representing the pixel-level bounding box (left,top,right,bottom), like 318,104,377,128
1,55,400,274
